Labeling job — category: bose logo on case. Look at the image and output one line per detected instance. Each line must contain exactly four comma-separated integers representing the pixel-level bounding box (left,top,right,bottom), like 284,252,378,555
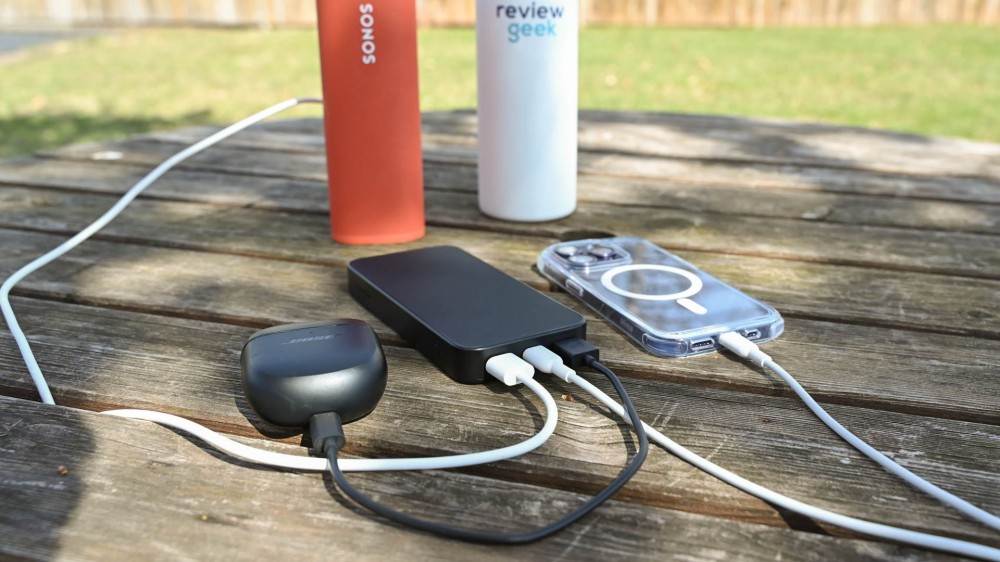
284,335,336,345
360,4,376,65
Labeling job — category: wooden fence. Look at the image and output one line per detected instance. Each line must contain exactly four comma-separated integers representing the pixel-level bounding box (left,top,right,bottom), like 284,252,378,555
1,0,998,28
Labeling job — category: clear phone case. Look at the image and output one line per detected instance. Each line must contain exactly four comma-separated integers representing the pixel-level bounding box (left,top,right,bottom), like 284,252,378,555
538,237,783,358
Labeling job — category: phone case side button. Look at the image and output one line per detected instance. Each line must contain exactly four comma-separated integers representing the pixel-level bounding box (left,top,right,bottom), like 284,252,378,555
566,279,585,297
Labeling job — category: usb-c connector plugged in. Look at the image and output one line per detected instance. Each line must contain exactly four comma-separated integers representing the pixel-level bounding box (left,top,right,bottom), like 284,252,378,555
485,353,535,386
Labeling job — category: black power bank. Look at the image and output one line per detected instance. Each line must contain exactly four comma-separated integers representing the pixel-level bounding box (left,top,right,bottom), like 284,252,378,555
348,246,586,384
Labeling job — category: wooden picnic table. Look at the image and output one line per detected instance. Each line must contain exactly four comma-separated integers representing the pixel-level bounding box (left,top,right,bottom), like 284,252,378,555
1,110,998,560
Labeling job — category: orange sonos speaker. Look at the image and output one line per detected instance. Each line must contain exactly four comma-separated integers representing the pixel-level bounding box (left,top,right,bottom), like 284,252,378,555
316,0,425,244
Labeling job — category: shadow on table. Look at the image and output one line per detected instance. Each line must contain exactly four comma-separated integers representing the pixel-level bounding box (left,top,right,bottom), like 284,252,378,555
0,396,93,558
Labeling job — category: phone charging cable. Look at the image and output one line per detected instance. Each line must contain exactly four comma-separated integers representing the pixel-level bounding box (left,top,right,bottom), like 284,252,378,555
716,331,1000,534
521,340,1000,561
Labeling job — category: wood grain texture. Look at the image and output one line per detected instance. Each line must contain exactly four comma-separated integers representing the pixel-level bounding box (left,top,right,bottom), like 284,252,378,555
0,179,1000,279
1,395,957,562
7,152,1000,280
2,112,999,560
1,301,997,548
3,203,999,338
4,151,1000,236
1,221,999,420
41,113,1000,204
195,111,1000,180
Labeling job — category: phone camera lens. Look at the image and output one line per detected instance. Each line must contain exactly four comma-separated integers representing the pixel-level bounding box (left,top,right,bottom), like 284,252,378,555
589,246,616,259
568,254,598,266
554,245,579,258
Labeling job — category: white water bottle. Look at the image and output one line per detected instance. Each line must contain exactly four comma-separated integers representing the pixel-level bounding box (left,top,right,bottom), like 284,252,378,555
476,0,579,222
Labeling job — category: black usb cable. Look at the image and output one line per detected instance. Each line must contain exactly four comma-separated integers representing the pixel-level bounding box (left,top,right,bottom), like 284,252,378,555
312,340,648,544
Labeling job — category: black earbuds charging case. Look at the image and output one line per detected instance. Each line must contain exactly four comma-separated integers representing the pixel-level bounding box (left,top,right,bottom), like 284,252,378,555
240,319,387,427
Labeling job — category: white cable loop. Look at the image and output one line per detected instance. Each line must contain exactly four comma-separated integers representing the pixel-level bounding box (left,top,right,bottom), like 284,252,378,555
103,373,556,472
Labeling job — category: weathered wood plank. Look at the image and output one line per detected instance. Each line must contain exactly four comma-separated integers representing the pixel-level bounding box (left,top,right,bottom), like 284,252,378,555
427,193,1000,280
38,138,330,181
0,158,330,213
4,291,998,428
2,211,998,425
148,122,1000,205
51,126,1000,205
584,313,1000,425
3,197,1000,341
416,110,1000,180
574,176,1000,236
3,155,999,236
575,111,1000,180
229,112,1000,195
582,151,1000,204
2,217,998,346
0,395,958,561
1,300,997,547
3,172,999,280
156,112,1000,180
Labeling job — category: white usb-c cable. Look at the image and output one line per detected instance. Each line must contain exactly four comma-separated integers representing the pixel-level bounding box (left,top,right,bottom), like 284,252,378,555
521,344,1000,561
716,331,1000,533
105,356,555,473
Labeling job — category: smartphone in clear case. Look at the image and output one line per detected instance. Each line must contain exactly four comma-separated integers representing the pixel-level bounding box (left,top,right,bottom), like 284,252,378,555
538,237,783,358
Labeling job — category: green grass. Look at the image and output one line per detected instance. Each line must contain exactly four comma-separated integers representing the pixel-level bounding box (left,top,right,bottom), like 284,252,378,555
1,26,997,158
